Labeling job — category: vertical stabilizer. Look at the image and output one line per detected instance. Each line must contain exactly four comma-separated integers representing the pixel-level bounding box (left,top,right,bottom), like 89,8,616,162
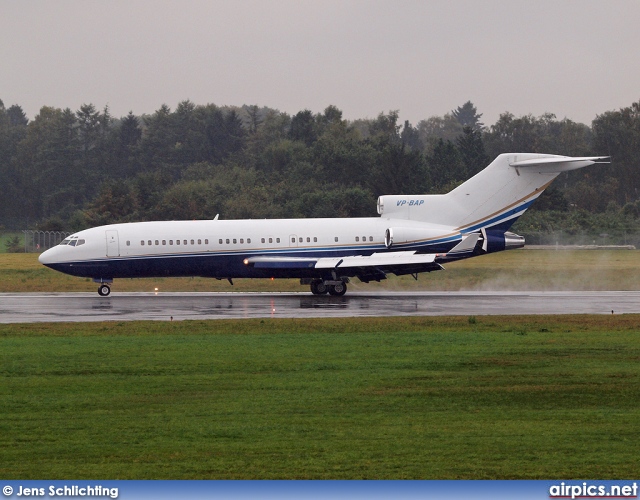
377,154,607,232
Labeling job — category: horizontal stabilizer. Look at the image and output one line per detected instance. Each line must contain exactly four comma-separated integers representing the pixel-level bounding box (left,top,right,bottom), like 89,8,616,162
509,156,609,172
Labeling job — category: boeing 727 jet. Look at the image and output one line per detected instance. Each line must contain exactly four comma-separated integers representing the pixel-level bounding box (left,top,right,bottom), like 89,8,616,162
39,153,608,296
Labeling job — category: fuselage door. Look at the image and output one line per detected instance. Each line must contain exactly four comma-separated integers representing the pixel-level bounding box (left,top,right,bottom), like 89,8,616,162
106,230,120,257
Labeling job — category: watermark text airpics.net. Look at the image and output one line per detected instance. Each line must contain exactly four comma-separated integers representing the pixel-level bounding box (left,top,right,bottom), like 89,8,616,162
550,482,638,499
3,485,118,499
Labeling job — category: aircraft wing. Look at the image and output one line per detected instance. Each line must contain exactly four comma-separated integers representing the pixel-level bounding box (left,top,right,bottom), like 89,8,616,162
314,251,439,269
244,233,484,281
245,250,445,282
246,251,442,269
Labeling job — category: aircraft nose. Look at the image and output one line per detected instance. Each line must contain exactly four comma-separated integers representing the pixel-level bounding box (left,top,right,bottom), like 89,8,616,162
38,247,55,265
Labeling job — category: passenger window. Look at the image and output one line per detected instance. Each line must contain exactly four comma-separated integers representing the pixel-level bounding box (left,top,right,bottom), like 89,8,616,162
314,237,317,242
335,237,339,242
141,240,145,246
269,238,272,243
162,240,166,245
197,239,201,244
369,236,373,242
306,237,310,242
205,239,208,244
183,240,187,245
169,240,173,245
176,240,180,245
191,240,194,245
148,240,152,246
233,239,237,244
276,238,280,243
247,238,251,244
219,239,223,244
355,237,359,242
291,237,295,243
226,239,230,244
240,238,244,244
299,237,303,243
261,238,265,243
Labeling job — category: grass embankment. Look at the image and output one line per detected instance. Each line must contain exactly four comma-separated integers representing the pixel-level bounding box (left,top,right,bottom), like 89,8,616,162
1,316,639,479
1,249,640,292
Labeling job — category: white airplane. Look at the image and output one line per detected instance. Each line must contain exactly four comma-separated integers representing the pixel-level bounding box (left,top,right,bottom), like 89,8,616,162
39,153,607,296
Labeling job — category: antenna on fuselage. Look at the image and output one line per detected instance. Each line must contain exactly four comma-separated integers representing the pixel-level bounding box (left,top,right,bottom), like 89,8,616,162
213,214,219,220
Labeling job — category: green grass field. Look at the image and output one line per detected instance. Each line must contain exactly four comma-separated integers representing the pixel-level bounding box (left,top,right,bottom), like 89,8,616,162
1,249,640,292
2,250,639,479
1,316,639,479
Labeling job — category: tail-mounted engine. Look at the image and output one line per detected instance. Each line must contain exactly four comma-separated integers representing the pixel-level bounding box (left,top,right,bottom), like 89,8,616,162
481,228,525,253
384,226,450,249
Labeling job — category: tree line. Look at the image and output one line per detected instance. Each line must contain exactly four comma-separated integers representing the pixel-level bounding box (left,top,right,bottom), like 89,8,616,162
1,98,639,240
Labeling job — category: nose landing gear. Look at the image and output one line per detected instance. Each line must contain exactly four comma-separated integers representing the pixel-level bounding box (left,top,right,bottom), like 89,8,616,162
93,278,114,296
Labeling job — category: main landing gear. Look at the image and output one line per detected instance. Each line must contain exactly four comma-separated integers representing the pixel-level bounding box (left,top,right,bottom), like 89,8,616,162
309,279,347,296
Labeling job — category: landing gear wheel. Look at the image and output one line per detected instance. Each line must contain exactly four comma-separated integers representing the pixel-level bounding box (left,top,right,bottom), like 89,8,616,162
310,280,328,295
98,284,111,296
328,282,347,296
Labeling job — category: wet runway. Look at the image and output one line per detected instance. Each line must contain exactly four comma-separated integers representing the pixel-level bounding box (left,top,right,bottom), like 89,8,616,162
1,291,638,323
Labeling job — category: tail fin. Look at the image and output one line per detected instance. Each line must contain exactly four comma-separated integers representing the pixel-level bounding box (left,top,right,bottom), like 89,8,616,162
377,153,608,232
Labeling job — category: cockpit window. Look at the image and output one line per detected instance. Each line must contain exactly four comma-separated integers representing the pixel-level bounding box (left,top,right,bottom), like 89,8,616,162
59,237,85,247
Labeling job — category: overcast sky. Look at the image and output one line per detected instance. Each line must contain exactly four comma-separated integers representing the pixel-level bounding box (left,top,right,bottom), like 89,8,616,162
2,0,639,126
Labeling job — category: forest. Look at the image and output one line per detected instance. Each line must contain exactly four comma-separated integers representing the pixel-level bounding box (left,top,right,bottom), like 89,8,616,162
1,98,640,244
